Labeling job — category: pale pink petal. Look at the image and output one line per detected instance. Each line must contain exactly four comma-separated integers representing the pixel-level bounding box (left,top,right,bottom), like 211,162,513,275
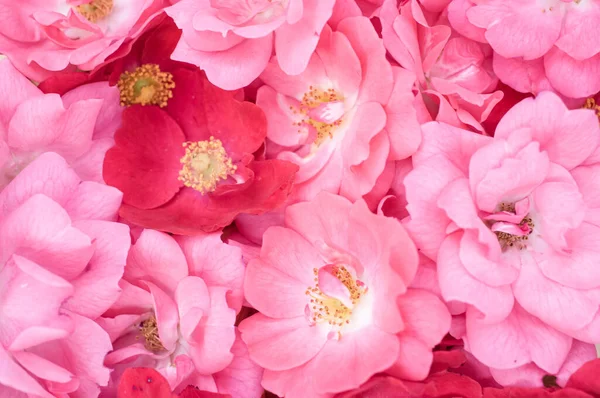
275,0,335,76
437,233,514,323
239,313,328,371
466,304,572,374
545,48,600,99
125,229,189,294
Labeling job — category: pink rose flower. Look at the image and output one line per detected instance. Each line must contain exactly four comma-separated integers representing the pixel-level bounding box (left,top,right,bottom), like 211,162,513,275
403,91,600,383
458,0,600,98
239,192,450,397
257,16,421,204
0,59,122,188
0,152,129,397
380,0,503,134
0,0,167,81
164,0,336,90
99,228,251,395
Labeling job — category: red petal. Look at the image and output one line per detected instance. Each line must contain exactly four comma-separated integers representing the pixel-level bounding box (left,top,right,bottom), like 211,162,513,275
117,368,176,398
119,159,298,234
38,72,91,95
565,359,600,395
178,386,231,398
103,106,184,209
166,68,267,159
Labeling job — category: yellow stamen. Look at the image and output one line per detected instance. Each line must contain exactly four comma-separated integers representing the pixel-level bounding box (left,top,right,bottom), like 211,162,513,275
304,266,367,333
583,98,600,119
139,316,164,352
178,137,237,194
290,86,344,146
117,64,175,108
76,0,113,23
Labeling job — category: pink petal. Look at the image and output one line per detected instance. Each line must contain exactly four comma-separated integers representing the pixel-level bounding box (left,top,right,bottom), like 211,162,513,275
437,233,514,323
63,220,130,319
63,182,122,222
386,334,433,381
125,229,189,294
466,304,572,374
0,194,93,281
188,286,236,374
396,288,451,347
172,35,273,91
311,326,400,393
145,281,180,352
239,313,328,371
513,254,598,333
176,233,246,312
0,346,53,398
545,48,600,99
213,330,264,398
275,0,335,76
174,276,210,340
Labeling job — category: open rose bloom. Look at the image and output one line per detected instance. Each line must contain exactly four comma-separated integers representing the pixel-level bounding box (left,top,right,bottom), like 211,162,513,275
404,91,600,386
240,193,450,397
0,0,167,81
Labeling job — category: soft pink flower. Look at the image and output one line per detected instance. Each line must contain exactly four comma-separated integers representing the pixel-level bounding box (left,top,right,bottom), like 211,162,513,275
257,16,421,205
99,228,249,395
0,152,129,396
165,0,336,90
0,59,122,188
403,91,600,383
380,0,503,134
459,0,600,98
239,192,450,397
452,322,597,389
0,0,167,81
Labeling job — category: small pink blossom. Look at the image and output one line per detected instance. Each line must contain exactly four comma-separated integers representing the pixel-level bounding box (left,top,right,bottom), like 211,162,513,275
0,0,167,81
99,228,250,395
0,59,122,188
380,0,503,134
403,91,600,382
257,16,421,205
0,152,129,397
239,192,450,397
458,0,600,98
165,0,336,90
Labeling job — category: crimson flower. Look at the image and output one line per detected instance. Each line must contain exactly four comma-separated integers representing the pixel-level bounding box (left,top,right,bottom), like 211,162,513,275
103,69,298,233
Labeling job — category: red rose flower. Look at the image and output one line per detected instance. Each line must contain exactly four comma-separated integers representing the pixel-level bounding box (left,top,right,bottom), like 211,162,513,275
103,69,297,234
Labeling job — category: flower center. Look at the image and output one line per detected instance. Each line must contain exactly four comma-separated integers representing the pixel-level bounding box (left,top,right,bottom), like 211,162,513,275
178,137,237,194
305,265,367,335
76,0,113,23
139,316,164,352
117,64,175,108
484,201,535,251
583,98,600,120
291,86,345,146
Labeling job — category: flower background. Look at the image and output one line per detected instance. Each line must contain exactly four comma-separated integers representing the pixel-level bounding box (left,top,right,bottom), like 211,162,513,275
2,0,600,397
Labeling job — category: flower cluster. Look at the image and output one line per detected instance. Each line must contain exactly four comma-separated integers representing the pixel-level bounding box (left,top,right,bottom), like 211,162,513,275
1,0,600,397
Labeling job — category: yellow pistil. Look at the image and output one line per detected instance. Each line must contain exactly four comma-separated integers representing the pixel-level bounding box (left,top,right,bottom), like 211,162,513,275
304,265,367,332
178,137,237,194
139,316,164,352
76,0,114,23
583,98,600,119
117,64,175,108
290,86,344,146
